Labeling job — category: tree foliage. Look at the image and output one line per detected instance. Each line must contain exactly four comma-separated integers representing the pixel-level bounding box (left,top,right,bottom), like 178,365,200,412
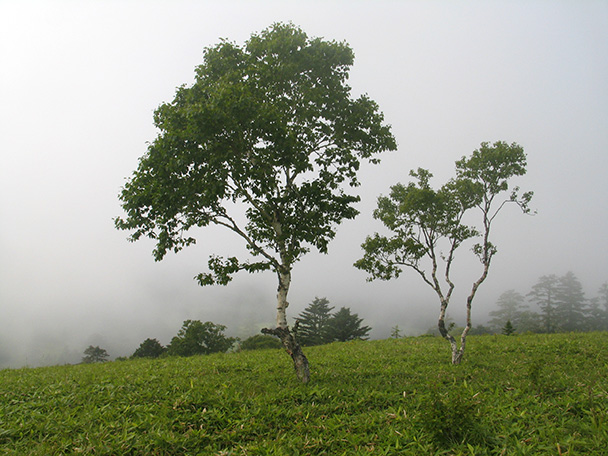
82,345,109,364
296,297,334,346
390,325,403,338
325,307,371,342
527,274,559,333
502,320,515,336
554,271,588,332
115,22,395,286
132,338,166,358
239,334,282,351
296,298,371,345
483,273,607,334
167,320,235,357
114,22,396,383
355,141,532,364
488,290,537,333
588,282,608,331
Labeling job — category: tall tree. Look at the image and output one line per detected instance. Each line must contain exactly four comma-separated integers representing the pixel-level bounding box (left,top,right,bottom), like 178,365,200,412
325,307,371,342
296,297,334,346
355,141,533,364
527,274,559,333
554,271,587,332
115,23,396,382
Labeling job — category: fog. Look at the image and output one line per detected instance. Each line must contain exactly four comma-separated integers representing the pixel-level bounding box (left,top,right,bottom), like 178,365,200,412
1,1,607,368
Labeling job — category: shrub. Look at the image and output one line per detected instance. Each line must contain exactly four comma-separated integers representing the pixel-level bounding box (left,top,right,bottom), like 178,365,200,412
240,334,282,351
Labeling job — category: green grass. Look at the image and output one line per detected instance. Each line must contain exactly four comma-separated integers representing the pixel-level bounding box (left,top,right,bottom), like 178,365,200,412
1,333,607,455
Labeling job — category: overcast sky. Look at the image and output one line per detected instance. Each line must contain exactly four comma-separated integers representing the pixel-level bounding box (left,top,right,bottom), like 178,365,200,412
1,1,607,368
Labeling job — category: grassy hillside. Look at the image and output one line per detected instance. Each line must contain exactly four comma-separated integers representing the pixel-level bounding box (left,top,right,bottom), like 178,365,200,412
1,333,607,455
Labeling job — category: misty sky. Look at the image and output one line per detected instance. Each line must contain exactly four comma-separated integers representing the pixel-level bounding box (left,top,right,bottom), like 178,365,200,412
1,1,607,368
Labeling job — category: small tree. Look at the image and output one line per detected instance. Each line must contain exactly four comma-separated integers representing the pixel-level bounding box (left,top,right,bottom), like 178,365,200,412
82,345,109,364
167,320,236,357
115,23,396,383
390,325,403,339
325,307,371,342
356,141,533,364
296,297,334,346
502,320,515,336
488,290,527,332
132,338,166,358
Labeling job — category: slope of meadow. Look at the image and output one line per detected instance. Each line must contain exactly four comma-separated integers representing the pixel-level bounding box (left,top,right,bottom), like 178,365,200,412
1,333,607,455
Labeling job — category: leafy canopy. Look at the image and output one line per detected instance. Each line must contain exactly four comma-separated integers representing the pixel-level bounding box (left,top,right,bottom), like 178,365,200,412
82,345,109,364
167,320,235,357
355,141,532,286
355,141,532,364
240,334,282,351
115,23,396,284
132,338,166,358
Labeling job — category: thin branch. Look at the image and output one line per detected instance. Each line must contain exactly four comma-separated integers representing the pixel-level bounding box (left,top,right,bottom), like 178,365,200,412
212,212,279,268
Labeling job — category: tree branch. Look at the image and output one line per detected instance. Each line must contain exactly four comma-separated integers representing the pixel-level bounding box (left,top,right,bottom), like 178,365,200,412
211,211,279,268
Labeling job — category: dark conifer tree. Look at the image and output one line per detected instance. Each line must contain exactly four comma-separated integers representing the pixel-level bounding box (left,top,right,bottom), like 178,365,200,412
325,307,371,342
488,290,526,331
296,297,334,346
502,320,515,336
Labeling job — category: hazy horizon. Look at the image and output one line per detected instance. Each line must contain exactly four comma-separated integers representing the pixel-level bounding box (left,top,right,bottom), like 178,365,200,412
1,1,607,368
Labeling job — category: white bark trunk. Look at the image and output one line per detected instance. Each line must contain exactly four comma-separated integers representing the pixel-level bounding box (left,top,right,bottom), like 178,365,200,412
276,270,291,329
262,267,310,383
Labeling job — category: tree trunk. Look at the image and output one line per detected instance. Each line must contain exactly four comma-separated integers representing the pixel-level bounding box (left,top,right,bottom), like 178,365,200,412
452,293,474,365
262,326,310,383
263,268,310,383
276,270,291,329
452,259,489,365
437,300,462,365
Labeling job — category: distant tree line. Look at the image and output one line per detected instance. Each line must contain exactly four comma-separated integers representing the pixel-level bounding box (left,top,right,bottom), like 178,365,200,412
473,273,608,335
127,298,372,359
130,320,236,359
87,270,605,364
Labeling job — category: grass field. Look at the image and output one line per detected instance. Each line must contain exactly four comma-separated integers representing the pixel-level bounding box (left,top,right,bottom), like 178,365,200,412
1,332,607,455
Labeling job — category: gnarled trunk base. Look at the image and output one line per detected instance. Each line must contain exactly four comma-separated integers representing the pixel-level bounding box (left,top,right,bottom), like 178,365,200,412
452,347,464,365
262,326,310,383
